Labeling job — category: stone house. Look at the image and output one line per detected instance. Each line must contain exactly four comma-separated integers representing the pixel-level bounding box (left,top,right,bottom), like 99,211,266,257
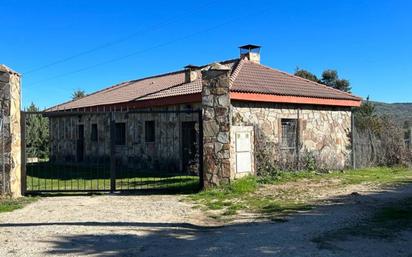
47,45,361,186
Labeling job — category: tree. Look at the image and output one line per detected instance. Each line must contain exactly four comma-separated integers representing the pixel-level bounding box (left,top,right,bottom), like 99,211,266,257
354,96,381,133
294,68,352,93
321,69,352,93
26,103,49,159
353,97,411,166
294,68,320,83
72,89,86,100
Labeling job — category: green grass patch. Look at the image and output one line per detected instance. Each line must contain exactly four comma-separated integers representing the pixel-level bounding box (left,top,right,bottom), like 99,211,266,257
0,197,38,213
258,167,412,186
189,176,310,218
190,167,412,219
331,167,412,185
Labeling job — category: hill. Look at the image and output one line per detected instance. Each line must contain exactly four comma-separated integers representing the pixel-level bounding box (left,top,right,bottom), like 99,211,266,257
372,102,412,127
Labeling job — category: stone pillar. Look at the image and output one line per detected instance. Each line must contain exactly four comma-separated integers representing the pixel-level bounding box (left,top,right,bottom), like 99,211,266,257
0,65,22,197
201,64,232,187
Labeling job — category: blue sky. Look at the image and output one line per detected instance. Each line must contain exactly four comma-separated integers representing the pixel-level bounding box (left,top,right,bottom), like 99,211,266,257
1,0,411,109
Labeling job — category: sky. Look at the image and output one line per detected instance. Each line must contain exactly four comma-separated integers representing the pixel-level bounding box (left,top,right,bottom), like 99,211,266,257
1,0,411,109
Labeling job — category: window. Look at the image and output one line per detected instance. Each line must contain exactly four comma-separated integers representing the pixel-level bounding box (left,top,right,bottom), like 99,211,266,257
115,122,126,145
281,119,298,150
145,121,155,142
91,124,98,142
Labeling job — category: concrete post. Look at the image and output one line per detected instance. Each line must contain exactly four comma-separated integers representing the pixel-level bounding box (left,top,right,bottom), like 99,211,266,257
0,65,22,197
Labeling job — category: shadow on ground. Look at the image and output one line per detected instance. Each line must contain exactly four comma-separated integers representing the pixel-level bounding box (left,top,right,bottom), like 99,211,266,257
2,183,412,257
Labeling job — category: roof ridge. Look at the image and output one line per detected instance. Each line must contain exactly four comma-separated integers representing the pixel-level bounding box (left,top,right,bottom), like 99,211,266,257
229,57,246,87
245,60,361,100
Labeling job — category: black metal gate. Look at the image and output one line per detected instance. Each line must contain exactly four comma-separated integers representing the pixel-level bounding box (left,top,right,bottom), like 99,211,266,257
0,110,5,195
22,109,203,194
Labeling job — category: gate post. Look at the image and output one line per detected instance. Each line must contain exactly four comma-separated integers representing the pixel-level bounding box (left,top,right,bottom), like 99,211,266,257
0,65,22,197
109,112,116,193
201,63,232,188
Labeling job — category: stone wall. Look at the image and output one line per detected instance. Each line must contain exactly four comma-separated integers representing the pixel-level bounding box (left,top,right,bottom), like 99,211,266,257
49,104,200,173
231,101,352,170
0,65,21,197
201,65,232,187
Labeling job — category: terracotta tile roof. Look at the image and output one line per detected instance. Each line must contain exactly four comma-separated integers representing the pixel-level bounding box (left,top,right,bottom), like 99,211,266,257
48,57,360,111
47,70,191,111
230,59,361,101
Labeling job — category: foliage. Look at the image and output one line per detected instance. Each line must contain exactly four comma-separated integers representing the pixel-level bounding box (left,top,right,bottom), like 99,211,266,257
302,150,318,172
294,68,352,92
255,141,281,177
72,89,86,100
354,98,412,167
320,69,352,93
354,97,382,132
26,103,49,159
294,68,320,83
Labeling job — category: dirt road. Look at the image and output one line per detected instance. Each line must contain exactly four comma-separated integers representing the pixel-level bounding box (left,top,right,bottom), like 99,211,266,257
1,186,411,257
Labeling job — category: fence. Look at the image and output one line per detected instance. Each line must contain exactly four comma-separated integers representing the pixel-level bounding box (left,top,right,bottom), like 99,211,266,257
353,123,412,168
22,109,203,194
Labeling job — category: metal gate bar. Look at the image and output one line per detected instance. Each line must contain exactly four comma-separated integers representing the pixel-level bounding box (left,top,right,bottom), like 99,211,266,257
23,109,203,194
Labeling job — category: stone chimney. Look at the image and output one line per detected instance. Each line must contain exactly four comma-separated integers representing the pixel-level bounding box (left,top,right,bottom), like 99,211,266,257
184,65,201,83
239,44,261,64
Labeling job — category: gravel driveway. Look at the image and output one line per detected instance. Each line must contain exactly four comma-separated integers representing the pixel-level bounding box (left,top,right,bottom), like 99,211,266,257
1,186,412,257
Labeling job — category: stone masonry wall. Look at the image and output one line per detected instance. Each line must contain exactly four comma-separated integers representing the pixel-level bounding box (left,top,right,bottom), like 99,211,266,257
232,101,352,170
201,66,232,187
50,104,200,173
0,65,21,197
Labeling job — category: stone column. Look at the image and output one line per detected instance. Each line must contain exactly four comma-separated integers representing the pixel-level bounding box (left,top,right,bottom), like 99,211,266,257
0,65,22,197
201,64,232,187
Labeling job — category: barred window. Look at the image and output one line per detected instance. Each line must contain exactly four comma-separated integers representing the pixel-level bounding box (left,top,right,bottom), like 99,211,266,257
281,119,297,150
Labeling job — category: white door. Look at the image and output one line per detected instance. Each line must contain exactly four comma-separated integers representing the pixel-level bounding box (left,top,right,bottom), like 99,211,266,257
235,131,252,173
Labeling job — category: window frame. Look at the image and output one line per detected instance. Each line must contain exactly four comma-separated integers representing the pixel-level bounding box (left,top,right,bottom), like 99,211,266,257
280,118,298,150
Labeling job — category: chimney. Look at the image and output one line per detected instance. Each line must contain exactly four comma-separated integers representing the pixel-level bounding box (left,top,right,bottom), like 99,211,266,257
184,64,201,83
239,44,261,64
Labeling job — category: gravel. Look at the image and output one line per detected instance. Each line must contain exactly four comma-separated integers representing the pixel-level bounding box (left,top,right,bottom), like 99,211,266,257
1,186,412,257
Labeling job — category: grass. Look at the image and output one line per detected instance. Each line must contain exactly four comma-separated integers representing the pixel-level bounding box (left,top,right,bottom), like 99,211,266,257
189,176,311,219
0,197,38,213
190,167,412,220
258,167,412,185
